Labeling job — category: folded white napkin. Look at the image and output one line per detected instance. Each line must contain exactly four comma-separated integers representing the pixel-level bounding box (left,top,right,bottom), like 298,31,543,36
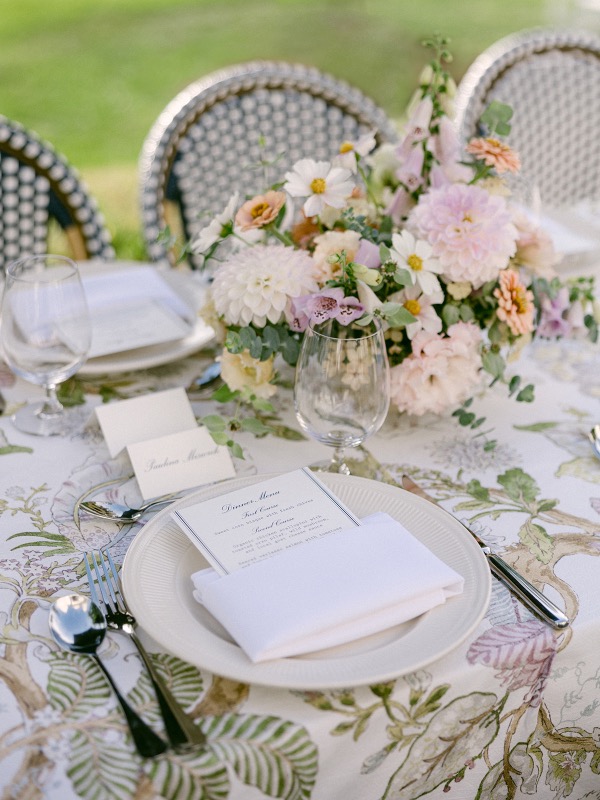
191,512,464,662
81,266,194,322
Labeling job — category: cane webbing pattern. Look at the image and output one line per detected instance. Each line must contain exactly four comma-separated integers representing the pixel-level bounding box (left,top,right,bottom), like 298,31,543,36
454,29,600,207
139,61,399,268
0,117,114,271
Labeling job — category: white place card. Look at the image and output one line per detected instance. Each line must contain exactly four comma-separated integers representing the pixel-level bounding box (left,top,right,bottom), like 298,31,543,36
95,387,198,457
88,298,191,358
172,468,360,575
128,427,235,500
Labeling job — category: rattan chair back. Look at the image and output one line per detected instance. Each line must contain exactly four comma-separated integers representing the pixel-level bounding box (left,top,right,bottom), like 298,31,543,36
0,116,114,272
454,29,600,207
139,61,399,268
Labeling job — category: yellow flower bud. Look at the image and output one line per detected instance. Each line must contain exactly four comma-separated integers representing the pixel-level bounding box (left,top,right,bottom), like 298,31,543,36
353,263,383,286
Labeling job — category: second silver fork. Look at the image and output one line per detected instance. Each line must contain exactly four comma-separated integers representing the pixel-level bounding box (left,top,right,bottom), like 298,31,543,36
85,549,206,753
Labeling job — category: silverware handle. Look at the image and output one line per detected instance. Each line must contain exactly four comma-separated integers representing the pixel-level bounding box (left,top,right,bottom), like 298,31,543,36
130,630,206,752
487,553,570,629
92,654,168,758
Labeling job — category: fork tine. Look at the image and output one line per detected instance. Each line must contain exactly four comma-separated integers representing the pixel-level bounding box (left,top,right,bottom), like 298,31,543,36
104,549,127,614
84,553,102,609
91,551,116,612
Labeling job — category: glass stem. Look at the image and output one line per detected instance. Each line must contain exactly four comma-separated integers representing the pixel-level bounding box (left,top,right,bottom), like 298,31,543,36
330,447,351,475
39,384,64,419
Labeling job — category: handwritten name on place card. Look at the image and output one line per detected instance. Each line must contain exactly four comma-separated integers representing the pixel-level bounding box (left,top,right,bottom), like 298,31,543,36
171,468,360,575
128,427,235,499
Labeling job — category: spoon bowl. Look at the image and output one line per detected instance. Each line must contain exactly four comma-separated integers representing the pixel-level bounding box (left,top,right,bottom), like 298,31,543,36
49,593,106,651
49,594,167,757
80,494,179,522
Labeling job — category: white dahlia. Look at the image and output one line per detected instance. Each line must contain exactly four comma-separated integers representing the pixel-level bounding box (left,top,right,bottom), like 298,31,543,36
210,244,318,328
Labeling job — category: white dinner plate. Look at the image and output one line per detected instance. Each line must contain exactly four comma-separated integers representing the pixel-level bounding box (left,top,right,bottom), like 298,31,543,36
77,260,214,375
79,319,214,375
122,473,491,689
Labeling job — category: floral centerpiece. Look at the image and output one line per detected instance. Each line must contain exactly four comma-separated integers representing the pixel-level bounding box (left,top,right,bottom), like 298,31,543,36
190,37,597,420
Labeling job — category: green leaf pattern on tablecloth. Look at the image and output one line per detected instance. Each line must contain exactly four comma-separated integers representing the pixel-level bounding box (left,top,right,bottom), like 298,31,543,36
67,729,140,800
47,651,112,718
149,714,318,800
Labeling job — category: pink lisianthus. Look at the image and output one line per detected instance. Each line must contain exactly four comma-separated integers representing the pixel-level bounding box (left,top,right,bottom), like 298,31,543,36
494,269,535,336
389,322,483,416
355,238,381,269
409,183,518,288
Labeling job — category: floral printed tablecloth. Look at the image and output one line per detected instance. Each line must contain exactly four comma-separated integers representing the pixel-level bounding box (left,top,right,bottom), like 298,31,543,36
1,337,600,800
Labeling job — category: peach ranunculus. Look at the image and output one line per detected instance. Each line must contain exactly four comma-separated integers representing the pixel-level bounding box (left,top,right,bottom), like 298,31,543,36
494,268,535,335
466,137,521,174
389,322,483,416
311,229,362,283
219,349,277,399
234,190,286,231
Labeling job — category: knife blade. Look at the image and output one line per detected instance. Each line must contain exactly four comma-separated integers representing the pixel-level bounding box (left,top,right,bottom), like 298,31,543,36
401,475,569,630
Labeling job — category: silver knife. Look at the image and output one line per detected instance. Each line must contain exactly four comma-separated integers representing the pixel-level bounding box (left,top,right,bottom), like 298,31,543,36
401,475,570,630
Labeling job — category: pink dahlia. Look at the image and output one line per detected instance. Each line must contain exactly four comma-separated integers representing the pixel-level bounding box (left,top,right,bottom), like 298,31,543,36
389,322,483,416
409,183,518,288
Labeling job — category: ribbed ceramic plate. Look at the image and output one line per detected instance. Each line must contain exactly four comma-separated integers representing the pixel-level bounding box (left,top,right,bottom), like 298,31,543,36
122,473,491,689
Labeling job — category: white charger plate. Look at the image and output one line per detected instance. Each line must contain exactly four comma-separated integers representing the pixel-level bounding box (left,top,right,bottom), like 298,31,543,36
77,261,214,375
122,473,491,689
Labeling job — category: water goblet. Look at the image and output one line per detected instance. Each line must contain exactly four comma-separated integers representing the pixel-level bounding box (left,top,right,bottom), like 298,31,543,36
294,317,390,475
0,254,91,436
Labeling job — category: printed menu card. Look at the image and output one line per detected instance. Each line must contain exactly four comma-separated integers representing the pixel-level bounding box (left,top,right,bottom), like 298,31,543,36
171,468,360,575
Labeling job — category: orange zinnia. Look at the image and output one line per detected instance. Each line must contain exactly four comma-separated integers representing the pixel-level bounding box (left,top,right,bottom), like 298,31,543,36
494,269,535,335
466,137,521,174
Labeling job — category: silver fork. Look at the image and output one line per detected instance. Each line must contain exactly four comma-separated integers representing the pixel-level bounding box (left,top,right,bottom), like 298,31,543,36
85,549,206,752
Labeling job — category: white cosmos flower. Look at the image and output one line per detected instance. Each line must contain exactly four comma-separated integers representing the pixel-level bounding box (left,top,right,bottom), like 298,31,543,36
390,230,442,295
210,243,318,328
390,284,443,340
283,158,354,217
190,191,240,254
333,131,377,173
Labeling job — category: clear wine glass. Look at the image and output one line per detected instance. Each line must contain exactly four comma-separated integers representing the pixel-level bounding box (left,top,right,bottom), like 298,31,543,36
294,317,390,475
0,254,91,436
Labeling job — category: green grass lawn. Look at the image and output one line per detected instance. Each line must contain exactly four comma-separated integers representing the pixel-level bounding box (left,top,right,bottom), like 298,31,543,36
1,0,553,257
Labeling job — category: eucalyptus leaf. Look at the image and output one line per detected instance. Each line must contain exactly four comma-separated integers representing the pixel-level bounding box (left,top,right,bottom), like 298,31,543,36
241,417,271,435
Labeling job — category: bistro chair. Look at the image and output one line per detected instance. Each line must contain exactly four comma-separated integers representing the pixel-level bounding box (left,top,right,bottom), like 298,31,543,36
454,28,600,207
0,116,114,272
139,60,399,269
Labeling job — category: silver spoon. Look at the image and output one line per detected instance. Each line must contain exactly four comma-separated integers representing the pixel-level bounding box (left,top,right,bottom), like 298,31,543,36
588,425,600,459
49,594,168,758
80,494,179,522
